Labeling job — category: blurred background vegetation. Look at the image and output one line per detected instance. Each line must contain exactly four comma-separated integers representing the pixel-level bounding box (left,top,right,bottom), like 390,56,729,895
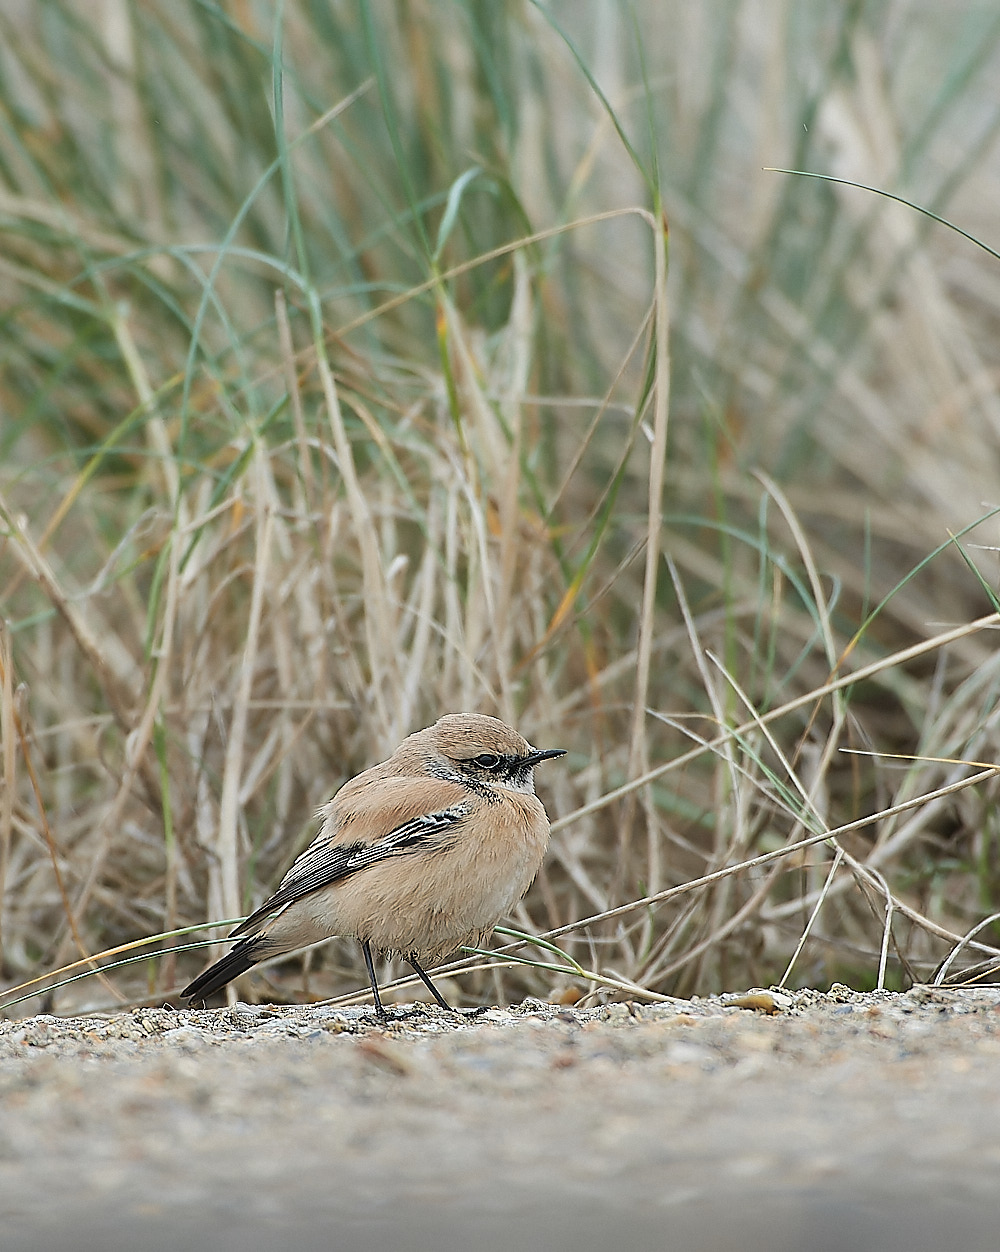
3,0,1000,1014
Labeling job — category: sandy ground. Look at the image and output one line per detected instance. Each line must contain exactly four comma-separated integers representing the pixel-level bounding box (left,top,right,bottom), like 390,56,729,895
2,984,1000,1251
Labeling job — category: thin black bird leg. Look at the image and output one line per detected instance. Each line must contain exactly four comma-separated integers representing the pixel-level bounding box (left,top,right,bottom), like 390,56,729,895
408,956,454,1011
361,939,387,1020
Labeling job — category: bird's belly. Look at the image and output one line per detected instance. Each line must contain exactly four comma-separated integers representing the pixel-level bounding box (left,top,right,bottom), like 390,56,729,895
310,824,547,962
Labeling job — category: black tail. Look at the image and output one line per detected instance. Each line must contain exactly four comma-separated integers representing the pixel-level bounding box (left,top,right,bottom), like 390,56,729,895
181,935,270,1002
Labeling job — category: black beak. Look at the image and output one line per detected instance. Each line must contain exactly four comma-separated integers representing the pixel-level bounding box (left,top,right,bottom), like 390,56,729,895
522,748,566,768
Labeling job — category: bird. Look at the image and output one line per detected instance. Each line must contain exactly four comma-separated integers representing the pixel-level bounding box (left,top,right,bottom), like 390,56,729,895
181,713,565,1016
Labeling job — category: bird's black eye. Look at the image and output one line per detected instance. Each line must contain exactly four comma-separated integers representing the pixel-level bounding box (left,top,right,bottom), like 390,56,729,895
471,752,501,770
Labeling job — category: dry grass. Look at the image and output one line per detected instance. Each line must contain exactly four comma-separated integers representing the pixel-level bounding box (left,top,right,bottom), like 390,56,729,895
4,1,1000,1016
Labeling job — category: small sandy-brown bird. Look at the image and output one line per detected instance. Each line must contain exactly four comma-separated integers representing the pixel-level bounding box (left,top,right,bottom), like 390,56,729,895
182,713,564,1015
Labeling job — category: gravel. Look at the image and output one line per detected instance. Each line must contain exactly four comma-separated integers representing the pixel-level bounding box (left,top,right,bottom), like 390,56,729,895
3,984,1000,1250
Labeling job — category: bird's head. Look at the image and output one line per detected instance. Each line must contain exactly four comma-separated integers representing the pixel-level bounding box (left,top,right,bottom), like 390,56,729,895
402,713,565,795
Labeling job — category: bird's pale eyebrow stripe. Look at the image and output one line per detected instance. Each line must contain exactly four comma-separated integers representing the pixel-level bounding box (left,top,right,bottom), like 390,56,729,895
233,805,469,931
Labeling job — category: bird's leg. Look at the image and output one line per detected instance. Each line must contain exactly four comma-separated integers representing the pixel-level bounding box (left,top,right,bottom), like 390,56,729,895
361,939,388,1021
407,956,454,1012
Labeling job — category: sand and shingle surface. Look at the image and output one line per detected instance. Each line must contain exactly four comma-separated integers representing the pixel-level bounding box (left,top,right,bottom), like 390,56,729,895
2,985,1000,1250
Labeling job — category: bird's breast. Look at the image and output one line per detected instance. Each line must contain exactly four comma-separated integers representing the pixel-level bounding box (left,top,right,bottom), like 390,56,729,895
316,790,551,962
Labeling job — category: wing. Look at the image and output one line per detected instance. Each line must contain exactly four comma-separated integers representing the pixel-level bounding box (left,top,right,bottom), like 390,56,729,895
231,777,470,938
